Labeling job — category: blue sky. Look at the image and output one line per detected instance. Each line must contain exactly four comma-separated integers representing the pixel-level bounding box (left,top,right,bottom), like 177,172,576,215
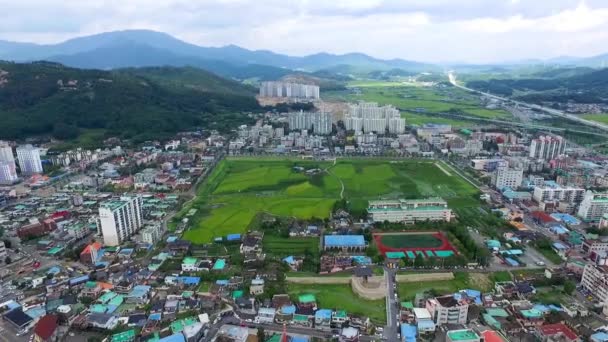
1,0,608,63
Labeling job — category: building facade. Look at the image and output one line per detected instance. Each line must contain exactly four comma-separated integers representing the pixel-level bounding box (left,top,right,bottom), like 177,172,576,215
529,135,566,160
99,196,144,246
288,111,332,135
533,183,585,204
367,198,452,223
491,167,523,189
344,102,405,134
0,141,17,184
578,191,608,223
259,81,320,99
16,144,43,175
426,296,469,325
581,264,608,304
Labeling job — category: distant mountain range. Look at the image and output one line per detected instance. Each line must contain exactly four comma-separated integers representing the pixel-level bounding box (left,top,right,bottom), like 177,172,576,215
0,30,435,79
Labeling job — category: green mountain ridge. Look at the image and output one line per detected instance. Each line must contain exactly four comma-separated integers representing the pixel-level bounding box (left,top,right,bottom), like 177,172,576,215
0,61,260,142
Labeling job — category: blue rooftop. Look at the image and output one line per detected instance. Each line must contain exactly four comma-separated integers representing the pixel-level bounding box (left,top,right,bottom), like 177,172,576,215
552,242,568,250
315,309,332,319
324,235,365,247
226,234,241,241
281,305,296,315
158,334,186,342
401,324,417,342
591,332,608,342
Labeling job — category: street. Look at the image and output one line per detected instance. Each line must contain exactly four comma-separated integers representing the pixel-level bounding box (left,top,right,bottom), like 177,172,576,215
384,268,399,342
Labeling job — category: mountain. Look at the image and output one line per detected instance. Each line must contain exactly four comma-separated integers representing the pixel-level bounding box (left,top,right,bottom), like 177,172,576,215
0,61,260,142
465,67,608,104
0,30,435,76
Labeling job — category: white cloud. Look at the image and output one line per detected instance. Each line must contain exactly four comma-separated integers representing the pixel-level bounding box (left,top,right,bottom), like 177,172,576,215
1,0,608,63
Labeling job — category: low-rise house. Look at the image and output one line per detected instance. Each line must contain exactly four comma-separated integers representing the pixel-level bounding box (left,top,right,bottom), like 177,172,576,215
250,277,264,296
33,314,58,342
537,323,580,342
332,310,348,325
87,313,119,330
256,307,276,324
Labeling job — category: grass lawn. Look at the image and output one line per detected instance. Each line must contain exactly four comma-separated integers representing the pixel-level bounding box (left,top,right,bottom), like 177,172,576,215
581,113,608,124
287,283,386,324
490,271,513,283
182,158,479,244
197,282,211,292
397,272,501,300
534,287,567,305
263,235,320,258
404,112,475,127
378,234,443,248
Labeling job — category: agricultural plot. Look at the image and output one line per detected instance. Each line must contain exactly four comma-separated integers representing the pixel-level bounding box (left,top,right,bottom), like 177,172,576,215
182,159,479,243
263,235,320,258
287,283,387,324
397,272,493,300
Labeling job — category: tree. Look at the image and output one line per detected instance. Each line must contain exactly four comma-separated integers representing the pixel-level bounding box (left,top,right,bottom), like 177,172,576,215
4,256,11,264
414,254,425,268
257,327,266,342
2,239,11,249
563,280,575,295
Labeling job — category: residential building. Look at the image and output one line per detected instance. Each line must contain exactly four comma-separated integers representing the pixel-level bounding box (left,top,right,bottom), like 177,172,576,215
578,191,608,223
288,111,332,135
80,242,102,264
0,241,6,260
0,160,18,184
16,144,43,175
33,314,58,342
426,295,469,325
99,196,143,246
470,158,508,172
581,264,608,303
344,102,405,134
367,198,452,223
491,167,523,189
0,141,17,183
446,329,481,342
141,223,162,244
529,135,566,160
259,81,320,99
533,182,585,205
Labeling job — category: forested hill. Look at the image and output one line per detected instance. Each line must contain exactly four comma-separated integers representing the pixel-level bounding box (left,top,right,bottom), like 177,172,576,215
465,68,608,104
0,61,260,141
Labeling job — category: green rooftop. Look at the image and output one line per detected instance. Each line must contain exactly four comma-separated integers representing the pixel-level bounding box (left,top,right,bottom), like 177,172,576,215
232,290,244,299
99,291,118,304
112,329,136,342
520,309,543,318
293,314,309,322
101,200,128,211
85,281,98,289
333,310,347,318
170,317,198,334
47,246,63,255
485,308,509,317
446,329,480,341
299,294,316,304
401,301,414,309
182,257,198,265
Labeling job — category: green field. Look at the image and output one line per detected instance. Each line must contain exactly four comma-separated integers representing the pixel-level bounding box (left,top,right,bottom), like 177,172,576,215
397,272,493,300
181,159,479,243
378,233,443,249
287,283,386,324
263,235,320,257
581,114,608,124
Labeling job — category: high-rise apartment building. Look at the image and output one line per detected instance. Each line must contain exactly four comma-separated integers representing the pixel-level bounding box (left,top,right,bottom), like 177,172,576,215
0,141,17,183
529,135,565,160
99,196,143,246
259,81,320,99
581,264,608,304
344,102,405,134
16,144,43,175
533,181,585,204
578,191,608,223
288,111,332,135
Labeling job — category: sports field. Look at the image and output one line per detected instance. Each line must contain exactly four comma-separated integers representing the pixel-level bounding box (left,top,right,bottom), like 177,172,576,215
373,232,457,257
181,158,479,243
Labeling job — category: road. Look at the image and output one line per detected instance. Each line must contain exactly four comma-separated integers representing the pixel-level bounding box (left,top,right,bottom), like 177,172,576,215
384,268,399,342
448,72,608,134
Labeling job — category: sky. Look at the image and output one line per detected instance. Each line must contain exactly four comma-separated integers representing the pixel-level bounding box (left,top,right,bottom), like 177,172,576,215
1,0,608,63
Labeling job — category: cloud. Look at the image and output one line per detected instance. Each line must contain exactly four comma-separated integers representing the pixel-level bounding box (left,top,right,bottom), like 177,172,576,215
1,0,608,63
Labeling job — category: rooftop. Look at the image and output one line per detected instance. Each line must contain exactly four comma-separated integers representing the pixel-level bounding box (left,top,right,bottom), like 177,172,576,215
447,329,480,341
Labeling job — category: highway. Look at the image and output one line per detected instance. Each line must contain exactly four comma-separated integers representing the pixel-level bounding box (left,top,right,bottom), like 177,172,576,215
448,72,608,134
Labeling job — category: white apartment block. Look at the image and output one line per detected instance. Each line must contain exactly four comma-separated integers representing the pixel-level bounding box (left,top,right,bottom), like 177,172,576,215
533,183,585,204
426,296,469,325
581,264,608,304
288,111,332,135
582,239,608,255
0,161,18,185
16,144,43,175
141,223,163,244
259,81,320,99
529,135,565,160
0,142,17,184
491,167,523,189
99,196,143,246
578,191,608,223
344,102,405,134
367,198,452,223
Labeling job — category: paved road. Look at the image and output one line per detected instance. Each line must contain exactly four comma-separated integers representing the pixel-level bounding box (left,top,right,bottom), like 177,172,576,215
448,72,608,134
384,268,399,342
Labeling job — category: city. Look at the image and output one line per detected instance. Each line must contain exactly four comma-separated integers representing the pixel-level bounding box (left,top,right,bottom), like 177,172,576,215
2,2,608,342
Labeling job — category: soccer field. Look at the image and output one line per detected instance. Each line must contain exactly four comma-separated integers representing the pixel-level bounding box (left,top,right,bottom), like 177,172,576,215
181,158,479,243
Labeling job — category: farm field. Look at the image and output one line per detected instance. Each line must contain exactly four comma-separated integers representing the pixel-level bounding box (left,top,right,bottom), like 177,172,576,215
263,234,320,258
581,113,608,124
287,283,387,324
181,158,479,243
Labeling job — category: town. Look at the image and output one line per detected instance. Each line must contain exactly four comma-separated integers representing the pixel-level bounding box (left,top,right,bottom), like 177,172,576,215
1,73,608,342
